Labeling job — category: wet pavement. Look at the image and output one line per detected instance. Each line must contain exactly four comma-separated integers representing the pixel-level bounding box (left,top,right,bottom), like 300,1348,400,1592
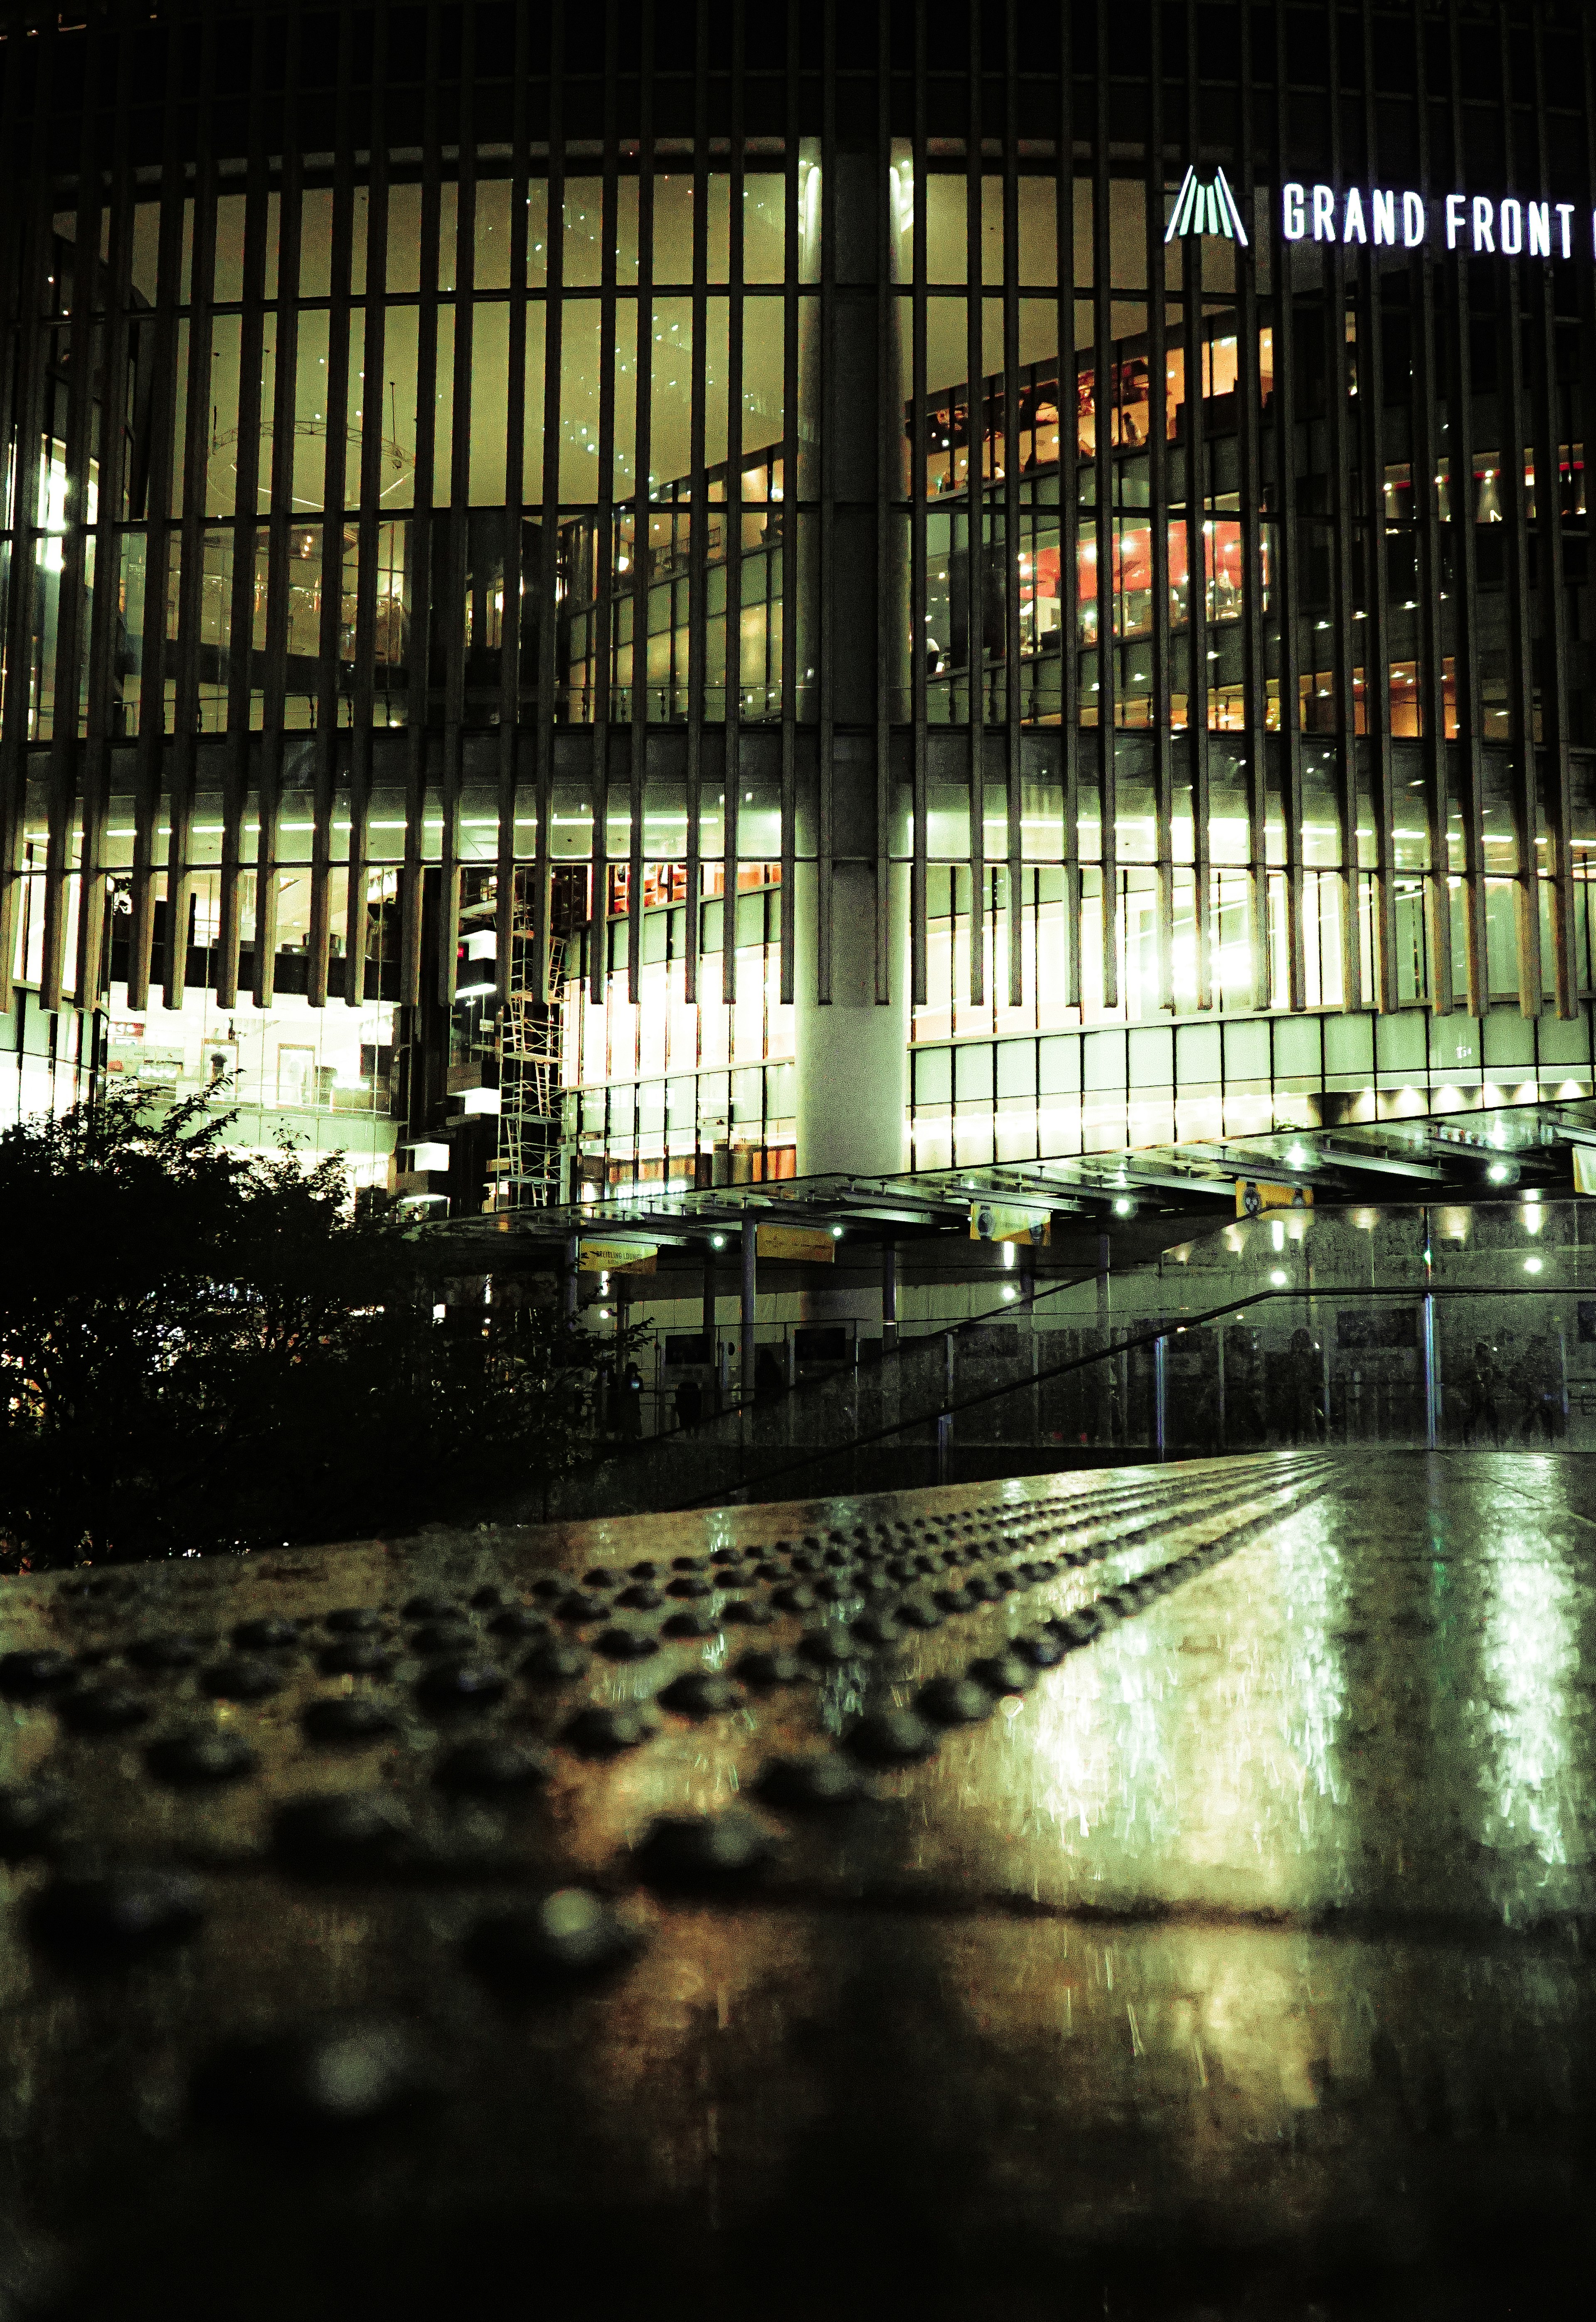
2,1450,1594,2318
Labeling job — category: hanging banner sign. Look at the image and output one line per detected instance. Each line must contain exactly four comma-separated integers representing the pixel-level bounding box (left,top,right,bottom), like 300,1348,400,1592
970,1201,1052,1246
1280,182,1588,258
755,1224,836,1263
579,1241,658,1274
1571,1146,1596,1197
1236,1179,1314,1219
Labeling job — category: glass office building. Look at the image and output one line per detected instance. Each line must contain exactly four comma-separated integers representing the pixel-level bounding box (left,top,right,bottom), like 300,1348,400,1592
5,0,1596,1212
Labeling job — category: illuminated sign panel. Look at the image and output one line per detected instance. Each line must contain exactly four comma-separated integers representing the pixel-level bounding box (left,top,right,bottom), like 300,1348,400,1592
1165,166,1249,246
1282,182,1583,256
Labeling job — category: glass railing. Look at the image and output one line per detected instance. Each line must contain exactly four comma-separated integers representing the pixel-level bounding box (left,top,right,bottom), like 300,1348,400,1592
543,1196,1596,1517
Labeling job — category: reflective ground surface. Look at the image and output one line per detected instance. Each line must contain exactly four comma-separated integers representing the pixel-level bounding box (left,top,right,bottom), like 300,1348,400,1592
2,1451,1594,2317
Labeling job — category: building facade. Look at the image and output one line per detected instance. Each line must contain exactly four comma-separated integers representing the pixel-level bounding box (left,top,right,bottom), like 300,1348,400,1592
5,0,1596,1225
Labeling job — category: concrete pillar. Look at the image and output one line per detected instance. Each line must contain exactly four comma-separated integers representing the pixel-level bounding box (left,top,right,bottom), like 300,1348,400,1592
790,143,911,1185
794,858,909,1177
562,1231,579,1323
882,1236,898,1351
741,1216,757,1403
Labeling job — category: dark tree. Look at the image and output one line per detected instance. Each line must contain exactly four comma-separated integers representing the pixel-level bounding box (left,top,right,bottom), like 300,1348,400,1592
0,1088,609,1570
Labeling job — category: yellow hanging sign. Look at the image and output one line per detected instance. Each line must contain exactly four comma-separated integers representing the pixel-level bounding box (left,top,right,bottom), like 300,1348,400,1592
969,1201,1052,1246
755,1224,836,1263
1235,1179,1314,1218
579,1241,658,1275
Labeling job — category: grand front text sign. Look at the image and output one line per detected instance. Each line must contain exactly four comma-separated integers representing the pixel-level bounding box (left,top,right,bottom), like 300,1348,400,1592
1282,182,1584,256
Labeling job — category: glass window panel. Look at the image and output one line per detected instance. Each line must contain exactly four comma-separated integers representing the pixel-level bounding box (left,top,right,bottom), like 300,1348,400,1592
925,297,967,399
742,296,783,455
129,202,162,304
980,176,1002,280
475,177,511,290
262,191,281,302
292,306,330,511
648,296,694,490
344,308,365,506
299,185,335,301
524,303,546,505
559,301,601,501
616,177,639,287
212,194,247,303
563,179,603,288
613,299,638,498
387,182,422,295
926,173,965,283
469,301,509,505
743,172,786,283
169,315,189,517
527,180,548,288
1072,180,1091,290
350,185,369,296
654,174,694,285
379,304,419,511
433,305,454,504
706,175,730,282
704,295,730,470
205,313,243,517
1108,180,1146,289
438,182,457,292
1017,177,1058,286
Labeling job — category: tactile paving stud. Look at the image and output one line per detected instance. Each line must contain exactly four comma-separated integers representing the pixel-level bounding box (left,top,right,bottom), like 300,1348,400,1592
798,1627,858,1669
735,1649,806,1688
324,1607,384,1635
0,1780,67,1859
232,1616,300,1650
58,1686,151,1736
670,1555,707,1573
402,1594,457,1620
414,1658,507,1711
916,1676,995,1726
894,1596,943,1630
192,2018,432,2138
595,1625,659,1661
616,1584,663,1610
771,1583,816,1613
203,1655,286,1702
409,1620,476,1655
580,1569,614,1590
521,1641,591,1686
555,1591,604,1624
561,1705,657,1757
0,1649,79,1699
845,1709,939,1766
273,1792,412,1876
633,1808,777,1892
660,1608,714,1639
1011,1630,1066,1669
665,1575,712,1601
145,1729,259,1786
656,1672,740,1719
124,1632,202,1671
30,1864,206,1964
318,1637,395,1677
756,1756,863,1810
301,1697,399,1745
721,1598,773,1626
967,1653,1032,1697
848,1610,901,1649
488,1608,549,1639
470,1586,507,1609
464,1889,643,1987
1048,1608,1103,1648
433,1739,553,1795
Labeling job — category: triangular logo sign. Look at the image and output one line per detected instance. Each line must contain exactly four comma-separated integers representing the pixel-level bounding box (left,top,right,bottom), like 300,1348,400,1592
1164,166,1249,246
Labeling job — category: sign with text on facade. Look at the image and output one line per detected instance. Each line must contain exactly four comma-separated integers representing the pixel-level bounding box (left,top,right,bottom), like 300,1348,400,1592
970,1201,1052,1247
579,1241,658,1275
754,1224,836,1264
1236,1179,1314,1220
1282,182,1591,257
